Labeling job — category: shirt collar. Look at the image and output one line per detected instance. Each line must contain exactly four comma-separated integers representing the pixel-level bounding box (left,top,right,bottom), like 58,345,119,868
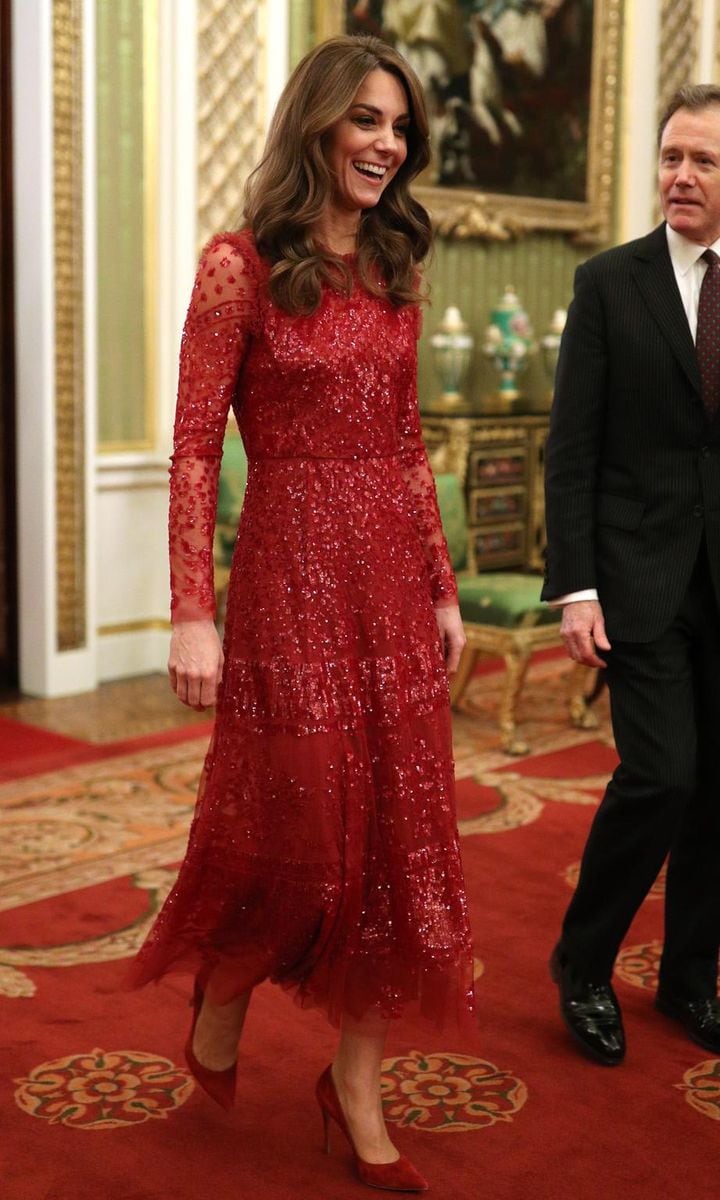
666,224,720,275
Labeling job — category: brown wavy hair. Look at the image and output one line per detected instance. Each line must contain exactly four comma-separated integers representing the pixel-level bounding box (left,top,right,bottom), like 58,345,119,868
242,35,432,314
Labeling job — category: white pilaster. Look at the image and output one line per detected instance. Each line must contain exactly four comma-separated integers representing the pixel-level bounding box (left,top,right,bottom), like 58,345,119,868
94,0,198,681
698,0,718,80
263,0,289,134
13,0,97,695
618,0,662,243
156,0,198,453
13,0,54,693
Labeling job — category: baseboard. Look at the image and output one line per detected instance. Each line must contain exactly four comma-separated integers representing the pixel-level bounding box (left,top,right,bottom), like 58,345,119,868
97,627,169,681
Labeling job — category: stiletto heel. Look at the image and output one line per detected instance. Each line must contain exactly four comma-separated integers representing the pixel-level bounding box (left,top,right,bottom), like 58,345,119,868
315,1065,428,1193
184,977,237,1111
321,1104,331,1154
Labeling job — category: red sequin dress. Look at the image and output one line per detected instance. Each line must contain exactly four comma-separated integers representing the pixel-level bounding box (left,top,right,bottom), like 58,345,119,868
129,231,475,1032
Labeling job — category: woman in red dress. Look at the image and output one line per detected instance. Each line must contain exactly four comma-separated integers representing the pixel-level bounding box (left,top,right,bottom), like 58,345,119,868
129,34,475,1192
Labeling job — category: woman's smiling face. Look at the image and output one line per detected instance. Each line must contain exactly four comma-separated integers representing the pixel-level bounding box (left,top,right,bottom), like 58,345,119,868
325,68,410,216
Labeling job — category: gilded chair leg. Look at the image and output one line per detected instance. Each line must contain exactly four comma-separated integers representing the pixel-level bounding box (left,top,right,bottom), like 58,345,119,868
450,646,480,707
567,664,600,730
499,650,532,755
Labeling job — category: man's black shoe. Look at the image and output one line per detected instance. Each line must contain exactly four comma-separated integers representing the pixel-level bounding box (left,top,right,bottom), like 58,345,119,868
655,993,720,1054
550,945,626,1066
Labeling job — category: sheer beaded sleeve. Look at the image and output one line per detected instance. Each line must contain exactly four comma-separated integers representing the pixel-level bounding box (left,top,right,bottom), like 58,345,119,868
397,306,459,607
169,234,260,622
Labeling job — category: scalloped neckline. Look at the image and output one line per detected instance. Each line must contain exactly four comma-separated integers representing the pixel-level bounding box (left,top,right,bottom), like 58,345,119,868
317,241,358,261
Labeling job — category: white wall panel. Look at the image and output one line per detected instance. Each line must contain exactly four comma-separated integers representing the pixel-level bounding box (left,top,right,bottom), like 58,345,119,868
93,0,197,683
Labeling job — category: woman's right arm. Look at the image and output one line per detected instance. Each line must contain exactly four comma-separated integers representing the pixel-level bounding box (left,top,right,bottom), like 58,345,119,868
167,235,259,710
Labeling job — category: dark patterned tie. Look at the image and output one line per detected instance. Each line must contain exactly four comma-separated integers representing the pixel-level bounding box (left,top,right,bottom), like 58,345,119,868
696,248,720,419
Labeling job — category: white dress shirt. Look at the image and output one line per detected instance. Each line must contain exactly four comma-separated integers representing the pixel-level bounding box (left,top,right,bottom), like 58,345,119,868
548,224,720,607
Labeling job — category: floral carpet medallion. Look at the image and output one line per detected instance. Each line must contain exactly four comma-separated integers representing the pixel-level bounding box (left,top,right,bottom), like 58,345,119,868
14,1048,193,1129
380,1050,527,1133
614,941,663,990
675,1059,720,1121
615,942,720,993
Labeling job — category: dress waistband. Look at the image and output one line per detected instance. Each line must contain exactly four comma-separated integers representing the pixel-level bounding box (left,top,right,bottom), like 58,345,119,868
247,452,400,462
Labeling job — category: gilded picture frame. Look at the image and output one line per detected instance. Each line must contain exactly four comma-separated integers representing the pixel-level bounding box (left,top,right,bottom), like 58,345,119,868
315,0,622,243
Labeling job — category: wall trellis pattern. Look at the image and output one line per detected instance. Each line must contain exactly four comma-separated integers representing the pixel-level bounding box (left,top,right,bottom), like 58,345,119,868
196,0,266,247
658,0,701,120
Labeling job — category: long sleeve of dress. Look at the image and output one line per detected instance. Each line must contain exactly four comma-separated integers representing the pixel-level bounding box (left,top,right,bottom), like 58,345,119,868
169,236,259,622
397,306,459,607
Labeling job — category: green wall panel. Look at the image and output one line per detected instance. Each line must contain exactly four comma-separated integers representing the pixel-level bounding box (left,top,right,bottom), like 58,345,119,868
418,233,583,411
96,0,150,449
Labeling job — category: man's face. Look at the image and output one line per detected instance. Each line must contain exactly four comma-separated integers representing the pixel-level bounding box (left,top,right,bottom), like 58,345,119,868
659,105,720,244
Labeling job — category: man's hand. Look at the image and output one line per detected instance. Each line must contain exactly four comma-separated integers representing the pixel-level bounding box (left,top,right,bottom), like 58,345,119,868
168,619,224,710
560,599,611,669
435,604,466,675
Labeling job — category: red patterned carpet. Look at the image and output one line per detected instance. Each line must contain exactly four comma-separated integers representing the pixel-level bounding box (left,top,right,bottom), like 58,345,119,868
0,662,717,1200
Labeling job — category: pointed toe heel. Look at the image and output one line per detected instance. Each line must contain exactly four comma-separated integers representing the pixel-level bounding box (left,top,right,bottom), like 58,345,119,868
185,979,237,1111
355,1155,429,1193
316,1065,428,1193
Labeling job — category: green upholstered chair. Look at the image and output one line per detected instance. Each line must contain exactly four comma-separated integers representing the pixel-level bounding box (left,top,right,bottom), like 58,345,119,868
435,472,595,755
214,427,248,619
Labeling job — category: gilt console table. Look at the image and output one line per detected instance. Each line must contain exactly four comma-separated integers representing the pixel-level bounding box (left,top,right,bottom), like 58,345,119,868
420,404,550,574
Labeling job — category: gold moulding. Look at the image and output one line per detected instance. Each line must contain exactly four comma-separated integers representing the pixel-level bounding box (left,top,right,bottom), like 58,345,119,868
53,0,86,653
318,0,622,243
98,619,171,637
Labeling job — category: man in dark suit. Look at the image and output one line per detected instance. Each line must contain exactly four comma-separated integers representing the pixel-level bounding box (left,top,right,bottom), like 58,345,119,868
543,84,720,1065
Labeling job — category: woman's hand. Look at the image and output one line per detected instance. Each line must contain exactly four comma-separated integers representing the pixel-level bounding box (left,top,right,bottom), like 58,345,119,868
168,619,224,711
435,603,466,675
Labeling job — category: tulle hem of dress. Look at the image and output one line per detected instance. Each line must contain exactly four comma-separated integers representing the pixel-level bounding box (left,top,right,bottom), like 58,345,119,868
125,697,476,1039
124,946,478,1040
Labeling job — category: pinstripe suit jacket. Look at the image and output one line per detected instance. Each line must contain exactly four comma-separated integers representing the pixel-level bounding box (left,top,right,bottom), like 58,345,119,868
541,222,720,642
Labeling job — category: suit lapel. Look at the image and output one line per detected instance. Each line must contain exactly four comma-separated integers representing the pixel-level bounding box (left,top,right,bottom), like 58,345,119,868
630,225,701,397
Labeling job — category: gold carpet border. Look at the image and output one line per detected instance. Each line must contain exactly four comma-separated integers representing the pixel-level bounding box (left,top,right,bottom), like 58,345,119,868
53,0,86,652
0,698,612,916
457,770,605,837
0,868,176,996
0,834,189,915
0,738,203,911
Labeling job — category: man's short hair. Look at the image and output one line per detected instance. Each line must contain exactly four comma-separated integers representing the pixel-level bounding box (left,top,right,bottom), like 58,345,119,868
658,84,720,146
